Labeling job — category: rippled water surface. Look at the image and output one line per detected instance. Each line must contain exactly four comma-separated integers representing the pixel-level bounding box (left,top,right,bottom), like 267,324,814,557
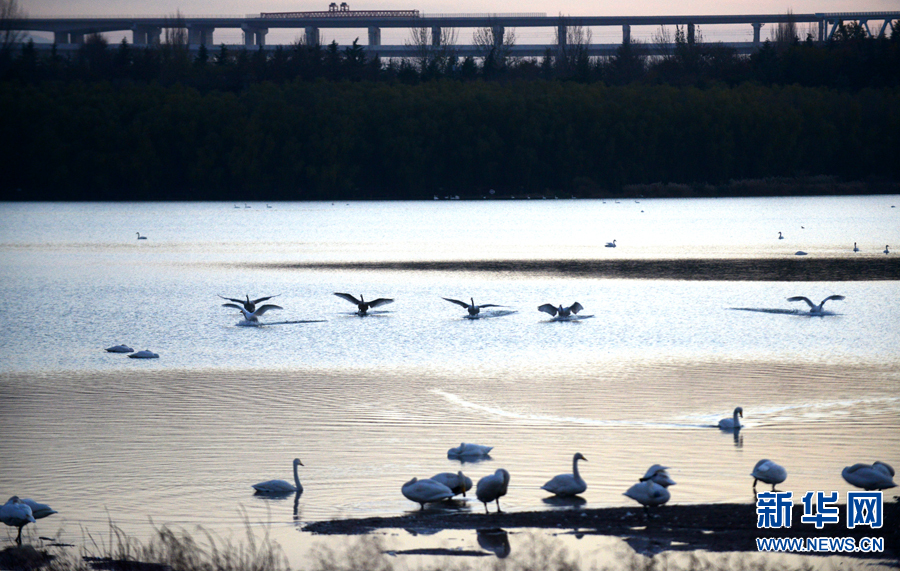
1,197,898,568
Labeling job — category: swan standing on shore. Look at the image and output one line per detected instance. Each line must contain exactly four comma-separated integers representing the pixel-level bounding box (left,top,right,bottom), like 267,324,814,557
447,443,493,458
787,295,844,314
333,293,394,315
751,459,787,491
842,461,896,490
538,303,584,318
476,469,510,513
442,298,502,316
252,458,303,494
718,407,743,430
430,471,473,496
640,465,676,487
541,453,587,497
401,478,454,509
0,497,34,545
624,480,670,514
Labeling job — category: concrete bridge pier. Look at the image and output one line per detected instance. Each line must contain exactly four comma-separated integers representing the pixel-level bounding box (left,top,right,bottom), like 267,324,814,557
305,26,319,46
187,24,214,46
53,31,69,44
492,25,504,48
557,24,566,54
133,25,161,45
622,24,630,44
431,25,441,46
687,22,695,44
242,25,268,47
368,26,381,46
752,22,762,46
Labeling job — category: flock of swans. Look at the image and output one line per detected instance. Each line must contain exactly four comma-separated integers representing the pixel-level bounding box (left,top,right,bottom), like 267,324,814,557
240,428,896,527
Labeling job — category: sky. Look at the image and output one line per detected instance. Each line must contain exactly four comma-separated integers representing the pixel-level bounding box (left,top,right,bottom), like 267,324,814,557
18,0,900,46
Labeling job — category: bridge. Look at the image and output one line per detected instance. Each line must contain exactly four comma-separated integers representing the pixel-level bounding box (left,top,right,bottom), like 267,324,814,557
6,11,899,57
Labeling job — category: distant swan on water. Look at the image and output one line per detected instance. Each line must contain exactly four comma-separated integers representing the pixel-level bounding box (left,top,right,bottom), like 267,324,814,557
718,407,743,430
128,350,159,359
885,245,890,254
447,443,493,458
442,297,502,316
787,295,844,314
605,240,617,247
778,232,784,240
136,232,147,240
541,453,587,497
220,294,282,322
333,293,394,315
853,242,859,252
538,302,583,318
252,458,303,494
105,344,134,353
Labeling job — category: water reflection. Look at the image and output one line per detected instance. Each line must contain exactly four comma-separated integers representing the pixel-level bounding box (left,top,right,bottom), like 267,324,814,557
541,495,587,508
476,528,511,558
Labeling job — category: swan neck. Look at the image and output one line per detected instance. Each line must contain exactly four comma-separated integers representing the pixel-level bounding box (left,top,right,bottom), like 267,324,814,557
573,456,582,481
293,461,302,491
734,411,741,426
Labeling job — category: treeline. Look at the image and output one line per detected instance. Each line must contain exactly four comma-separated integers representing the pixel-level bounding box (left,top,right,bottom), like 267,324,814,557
2,20,899,90
2,79,898,200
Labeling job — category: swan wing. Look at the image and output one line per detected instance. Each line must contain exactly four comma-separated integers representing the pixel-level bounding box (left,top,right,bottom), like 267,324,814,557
367,298,394,308
219,295,245,304
442,297,471,308
822,295,845,304
542,474,585,496
222,303,246,310
640,464,670,480
334,293,362,305
538,304,558,316
253,304,283,316
250,295,278,305
20,499,56,519
252,479,296,493
570,302,584,314
476,303,503,309
786,296,814,308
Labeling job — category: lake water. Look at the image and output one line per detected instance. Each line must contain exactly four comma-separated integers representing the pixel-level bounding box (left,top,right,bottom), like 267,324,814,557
0,197,898,570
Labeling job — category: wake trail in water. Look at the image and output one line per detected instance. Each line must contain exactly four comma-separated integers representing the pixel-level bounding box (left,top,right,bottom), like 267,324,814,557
236,319,327,327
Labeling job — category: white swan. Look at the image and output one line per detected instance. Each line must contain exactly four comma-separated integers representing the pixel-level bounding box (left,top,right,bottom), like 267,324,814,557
885,245,890,254
333,293,394,315
718,407,743,430
252,458,303,494
640,464,676,487
751,459,787,491
0,497,35,545
853,242,859,252
842,461,896,490
430,471,473,497
105,344,134,353
128,350,159,359
605,240,617,247
19,499,56,520
541,453,587,497
538,302,583,318
136,232,147,240
476,469,510,513
787,295,844,314
624,480,670,512
401,478,454,509
442,297,503,316
447,443,493,458
219,294,279,314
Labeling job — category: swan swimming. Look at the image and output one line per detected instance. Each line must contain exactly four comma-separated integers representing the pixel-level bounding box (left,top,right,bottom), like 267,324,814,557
541,453,587,497
136,232,147,240
447,443,493,458
0,497,34,545
401,478,454,509
538,302,584,318
128,350,159,359
252,458,303,494
853,242,859,252
778,232,784,240
640,464,676,487
786,295,844,314
841,461,896,490
442,298,503,316
430,471,472,497
885,245,890,254
105,344,134,353
718,407,743,430
624,480,670,513
605,240,617,247
751,459,787,491
476,469,510,513
333,293,394,315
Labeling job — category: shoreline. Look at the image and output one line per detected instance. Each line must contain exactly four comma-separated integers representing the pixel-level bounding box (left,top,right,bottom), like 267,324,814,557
304,500,899,559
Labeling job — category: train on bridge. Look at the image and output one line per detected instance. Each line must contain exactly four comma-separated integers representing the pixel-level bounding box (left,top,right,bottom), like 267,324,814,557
261,3,420,19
